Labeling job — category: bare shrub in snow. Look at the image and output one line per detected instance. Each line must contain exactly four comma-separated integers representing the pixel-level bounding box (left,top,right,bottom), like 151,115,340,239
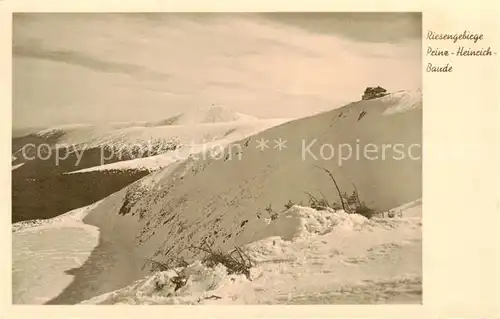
314,165,348,212
152,269,188,293
145,258,170,272
352,202,376,219
308,165,376,219
265,204,273,214
330,201,343,210
284,199,295,210
304,191,330,211
265,204,279,220
342,186,376,219
144,256,189,272
190,243,253,280
170,270,189,292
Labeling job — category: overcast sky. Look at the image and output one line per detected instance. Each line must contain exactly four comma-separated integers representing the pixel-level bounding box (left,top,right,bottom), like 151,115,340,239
13,13,422,129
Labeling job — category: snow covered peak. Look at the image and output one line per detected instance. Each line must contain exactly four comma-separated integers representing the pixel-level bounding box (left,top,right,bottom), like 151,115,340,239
150,105,258,126
36,123,92,139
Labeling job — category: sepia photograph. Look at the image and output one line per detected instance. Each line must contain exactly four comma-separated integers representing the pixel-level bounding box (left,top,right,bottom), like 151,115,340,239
11,12,422,305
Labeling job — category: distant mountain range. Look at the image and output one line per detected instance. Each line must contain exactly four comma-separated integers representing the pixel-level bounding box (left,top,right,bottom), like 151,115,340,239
11,104,288,222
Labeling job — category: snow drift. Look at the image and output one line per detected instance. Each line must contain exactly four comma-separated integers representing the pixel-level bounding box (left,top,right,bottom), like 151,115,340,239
80,199,422,305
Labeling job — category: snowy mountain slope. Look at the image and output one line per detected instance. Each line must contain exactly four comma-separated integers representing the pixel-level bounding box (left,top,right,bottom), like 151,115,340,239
31,90,422,304
83,90,421,243
12,91,422,304
80,199,422,305
12,106,287,222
